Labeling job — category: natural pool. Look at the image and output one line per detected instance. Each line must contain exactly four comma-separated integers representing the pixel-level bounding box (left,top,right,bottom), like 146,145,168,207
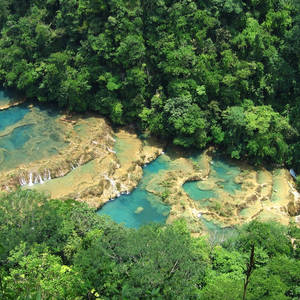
183,157,241,206
29,160,98,198
0,105,29,131
183,181,216,206
1,91,242,231
97,146,242,232
3,88,294,231
0,90,68,171
97,155,171,228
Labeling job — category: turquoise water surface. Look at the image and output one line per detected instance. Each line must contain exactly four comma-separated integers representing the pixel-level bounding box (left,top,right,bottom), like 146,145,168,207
98,150,243,230
183,157,241,206
0,90,67,171
183,181,216,206
2,89,240,233
0,124,33,150
0,105,29,131
98,155,171,228
212,159,241,194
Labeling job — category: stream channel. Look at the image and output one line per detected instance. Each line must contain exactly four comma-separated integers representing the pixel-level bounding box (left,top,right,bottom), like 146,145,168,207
1,89,297,234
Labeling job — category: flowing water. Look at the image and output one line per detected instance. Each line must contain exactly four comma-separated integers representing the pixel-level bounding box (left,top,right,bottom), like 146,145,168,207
29,160,98,197
2,88,293,231
97,155,170,228
98,147,240,232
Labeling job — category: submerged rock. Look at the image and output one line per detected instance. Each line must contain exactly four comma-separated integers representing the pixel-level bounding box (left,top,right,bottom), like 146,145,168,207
135,206,144,214
1,103,299,231
1,117,164,210
140,149,300,231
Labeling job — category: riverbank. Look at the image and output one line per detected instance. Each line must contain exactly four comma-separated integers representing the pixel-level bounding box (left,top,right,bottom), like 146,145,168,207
0,101,299,232
0,104,164,209
0,90,25,110
0,99,25,111
27,127,164,208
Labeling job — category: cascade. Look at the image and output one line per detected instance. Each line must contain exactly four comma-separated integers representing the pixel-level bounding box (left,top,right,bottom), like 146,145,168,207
38,175,44,184
19,176,27,186
19,169,52,187
28,172,33,186
43,169,51,181
104,174,120,197
120,183,130,195
107,146,116,154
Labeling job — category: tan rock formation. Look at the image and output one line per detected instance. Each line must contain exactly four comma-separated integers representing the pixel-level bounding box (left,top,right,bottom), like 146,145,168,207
1,103,299,232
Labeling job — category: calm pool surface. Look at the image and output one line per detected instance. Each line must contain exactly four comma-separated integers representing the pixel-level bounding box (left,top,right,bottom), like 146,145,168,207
0,90,68,171
98,155,170,228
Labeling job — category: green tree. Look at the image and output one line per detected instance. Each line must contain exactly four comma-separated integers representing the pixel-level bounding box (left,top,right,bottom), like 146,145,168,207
3,243,85,299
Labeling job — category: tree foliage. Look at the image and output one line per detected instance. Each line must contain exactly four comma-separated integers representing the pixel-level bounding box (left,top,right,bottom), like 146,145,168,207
0,191,299,299
0,0,299,168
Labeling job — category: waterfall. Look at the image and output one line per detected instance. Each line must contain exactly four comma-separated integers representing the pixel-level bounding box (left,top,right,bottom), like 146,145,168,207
28,172,33,186
38,175,44,184
104,174,120,197
70,161,80,170
19,169,52,187
43,169,51,181
19,176,27,186
107,147,116,154
121,183,130,195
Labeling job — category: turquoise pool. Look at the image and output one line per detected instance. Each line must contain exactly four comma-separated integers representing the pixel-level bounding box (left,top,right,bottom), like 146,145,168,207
97,155,171,228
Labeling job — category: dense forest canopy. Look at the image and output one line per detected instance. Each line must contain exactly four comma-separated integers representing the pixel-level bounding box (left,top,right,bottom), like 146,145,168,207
0,0,299,169
0,190,299,299
1,2,300,298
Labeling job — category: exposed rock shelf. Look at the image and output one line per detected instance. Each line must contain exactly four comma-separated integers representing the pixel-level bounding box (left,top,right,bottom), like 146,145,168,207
141,149,300,232
17,125,164,209
1,105,299,231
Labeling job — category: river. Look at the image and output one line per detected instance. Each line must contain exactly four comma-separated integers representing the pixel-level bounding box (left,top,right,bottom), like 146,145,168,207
1,89,299,233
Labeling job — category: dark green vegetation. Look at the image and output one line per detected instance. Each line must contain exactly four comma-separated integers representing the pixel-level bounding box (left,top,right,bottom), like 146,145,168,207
0,190,299,299
0,0,300,170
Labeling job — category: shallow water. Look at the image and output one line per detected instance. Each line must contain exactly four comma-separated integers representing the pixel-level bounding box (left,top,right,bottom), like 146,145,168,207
97,154,170,228
183,181,215,206
183,157,241,207
29,160,98,197
0,91,68,171
201,217,237,238
114,132,142,167
271,169,287,202
211,159,241,194
0,106,29,131
98,147,244,230
3,90,293,230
